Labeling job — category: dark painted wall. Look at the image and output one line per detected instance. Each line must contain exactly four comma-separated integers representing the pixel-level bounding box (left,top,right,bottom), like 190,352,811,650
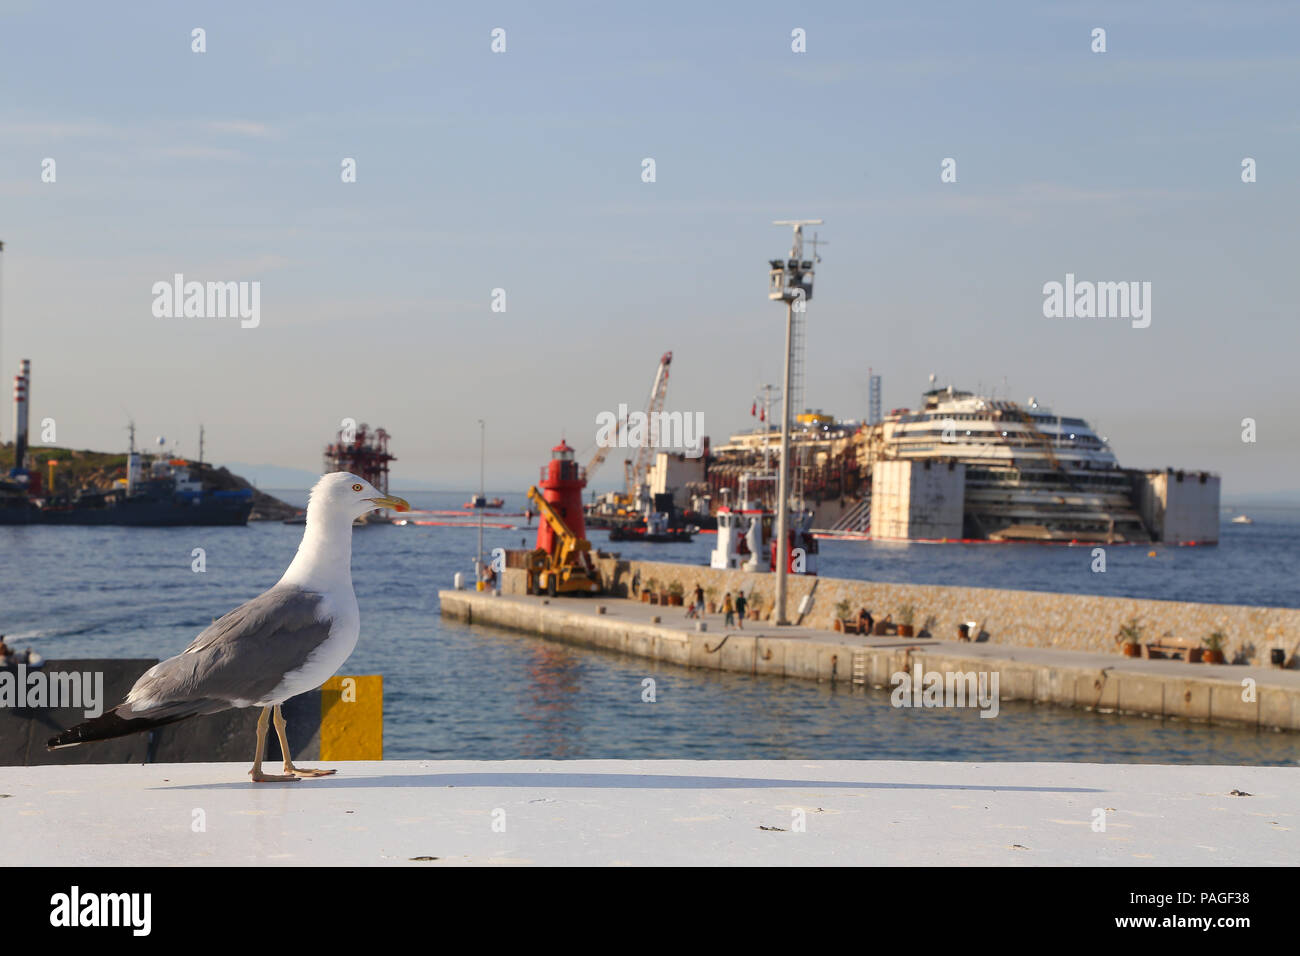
2,659,320,766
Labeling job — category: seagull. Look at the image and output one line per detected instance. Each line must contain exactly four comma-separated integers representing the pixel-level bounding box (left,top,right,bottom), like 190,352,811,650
48,472,409,782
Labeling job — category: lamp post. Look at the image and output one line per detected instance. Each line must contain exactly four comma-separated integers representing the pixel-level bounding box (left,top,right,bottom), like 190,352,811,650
476,418,485,586
768,219,821,625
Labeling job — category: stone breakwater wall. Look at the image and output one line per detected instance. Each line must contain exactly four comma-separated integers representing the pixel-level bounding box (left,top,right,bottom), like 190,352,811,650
498,558,1297,667
441,592,1300,731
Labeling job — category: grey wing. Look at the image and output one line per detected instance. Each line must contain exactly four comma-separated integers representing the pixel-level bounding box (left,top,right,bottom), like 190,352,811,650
118,586,334,719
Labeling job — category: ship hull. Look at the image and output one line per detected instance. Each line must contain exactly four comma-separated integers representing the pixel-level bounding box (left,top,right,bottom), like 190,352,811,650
0,496,253,526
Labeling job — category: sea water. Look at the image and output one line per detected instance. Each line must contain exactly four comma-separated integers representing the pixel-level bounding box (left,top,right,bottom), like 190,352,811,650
2,491,1296,765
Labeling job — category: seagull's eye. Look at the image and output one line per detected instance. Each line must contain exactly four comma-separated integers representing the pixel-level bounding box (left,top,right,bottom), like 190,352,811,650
352,483,363,492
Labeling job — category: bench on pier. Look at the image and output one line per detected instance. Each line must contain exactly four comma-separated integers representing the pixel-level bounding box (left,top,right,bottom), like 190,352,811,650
1145,638,1200,661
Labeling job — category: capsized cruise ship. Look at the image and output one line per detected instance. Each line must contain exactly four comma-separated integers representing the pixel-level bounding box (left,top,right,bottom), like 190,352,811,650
873,386,1149,542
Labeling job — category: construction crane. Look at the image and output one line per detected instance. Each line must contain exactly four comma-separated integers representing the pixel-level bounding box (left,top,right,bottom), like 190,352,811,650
524,485,602,596
626,351,672,505
584,420,622,482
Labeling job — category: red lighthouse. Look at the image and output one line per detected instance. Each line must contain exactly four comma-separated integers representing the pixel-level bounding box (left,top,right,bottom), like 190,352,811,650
535,440,586,553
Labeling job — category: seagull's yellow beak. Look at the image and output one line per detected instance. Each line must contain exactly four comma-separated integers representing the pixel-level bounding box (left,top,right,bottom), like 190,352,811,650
366,495,411,513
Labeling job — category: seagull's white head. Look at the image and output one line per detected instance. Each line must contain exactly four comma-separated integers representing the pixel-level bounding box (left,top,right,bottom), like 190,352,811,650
280,473,410,589
307,472,410,525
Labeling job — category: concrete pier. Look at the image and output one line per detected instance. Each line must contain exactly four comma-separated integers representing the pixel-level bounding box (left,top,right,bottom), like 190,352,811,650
2,759,1295,865
440,591,1300,731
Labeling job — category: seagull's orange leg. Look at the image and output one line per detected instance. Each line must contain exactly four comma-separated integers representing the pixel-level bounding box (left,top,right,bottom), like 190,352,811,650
249,706,298,783
274,704,336,778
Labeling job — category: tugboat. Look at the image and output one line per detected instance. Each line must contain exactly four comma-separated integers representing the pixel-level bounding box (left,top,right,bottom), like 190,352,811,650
711,475,817,572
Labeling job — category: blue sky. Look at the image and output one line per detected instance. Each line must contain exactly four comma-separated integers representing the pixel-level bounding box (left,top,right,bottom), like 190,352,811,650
1,1,1297,493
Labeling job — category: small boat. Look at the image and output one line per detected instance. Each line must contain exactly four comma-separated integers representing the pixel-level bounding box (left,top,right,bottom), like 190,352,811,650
465,495,505,509
1231,514,1254,525
608,508,694,542
608,524,693,543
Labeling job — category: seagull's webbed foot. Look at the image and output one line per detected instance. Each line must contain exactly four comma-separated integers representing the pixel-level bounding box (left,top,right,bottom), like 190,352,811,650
249,768,300,783
284,765,336,778
272,705,337,778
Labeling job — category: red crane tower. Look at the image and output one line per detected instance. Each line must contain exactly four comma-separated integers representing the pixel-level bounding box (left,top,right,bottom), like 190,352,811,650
524,439,601,596
535,439,587,553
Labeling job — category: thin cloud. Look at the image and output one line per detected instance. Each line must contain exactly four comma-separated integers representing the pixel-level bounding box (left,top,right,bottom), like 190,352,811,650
157,145,247,160
0,118,122,142
204,120,276,138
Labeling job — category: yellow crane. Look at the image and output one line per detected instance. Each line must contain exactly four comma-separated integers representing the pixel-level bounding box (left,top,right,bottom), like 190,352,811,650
524,485,602,596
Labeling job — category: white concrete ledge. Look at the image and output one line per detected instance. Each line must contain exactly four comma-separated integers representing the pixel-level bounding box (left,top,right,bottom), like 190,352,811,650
2,760,1296,866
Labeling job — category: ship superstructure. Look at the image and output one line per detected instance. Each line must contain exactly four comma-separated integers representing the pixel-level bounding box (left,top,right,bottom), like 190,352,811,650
872,386,1148,542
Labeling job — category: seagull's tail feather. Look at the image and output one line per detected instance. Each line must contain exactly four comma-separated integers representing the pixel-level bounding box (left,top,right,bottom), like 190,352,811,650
46,702,215,750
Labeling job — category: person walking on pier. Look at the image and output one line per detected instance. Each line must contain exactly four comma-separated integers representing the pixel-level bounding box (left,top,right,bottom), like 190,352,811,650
685,585,700,619
722,592,735,628
691,583,705,619
734,590,747,629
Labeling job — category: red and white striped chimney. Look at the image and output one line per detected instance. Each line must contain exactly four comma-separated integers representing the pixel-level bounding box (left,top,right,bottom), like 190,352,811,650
12,359,29,472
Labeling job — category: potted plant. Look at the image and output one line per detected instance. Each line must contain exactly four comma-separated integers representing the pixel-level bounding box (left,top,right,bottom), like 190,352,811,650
1203,631,1227,664
706,586,718,614
1187,643,1204,664
897,604,916,638
1116,617,1143,657
667,580,684,606
833,598,851,631
645,577,658,604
